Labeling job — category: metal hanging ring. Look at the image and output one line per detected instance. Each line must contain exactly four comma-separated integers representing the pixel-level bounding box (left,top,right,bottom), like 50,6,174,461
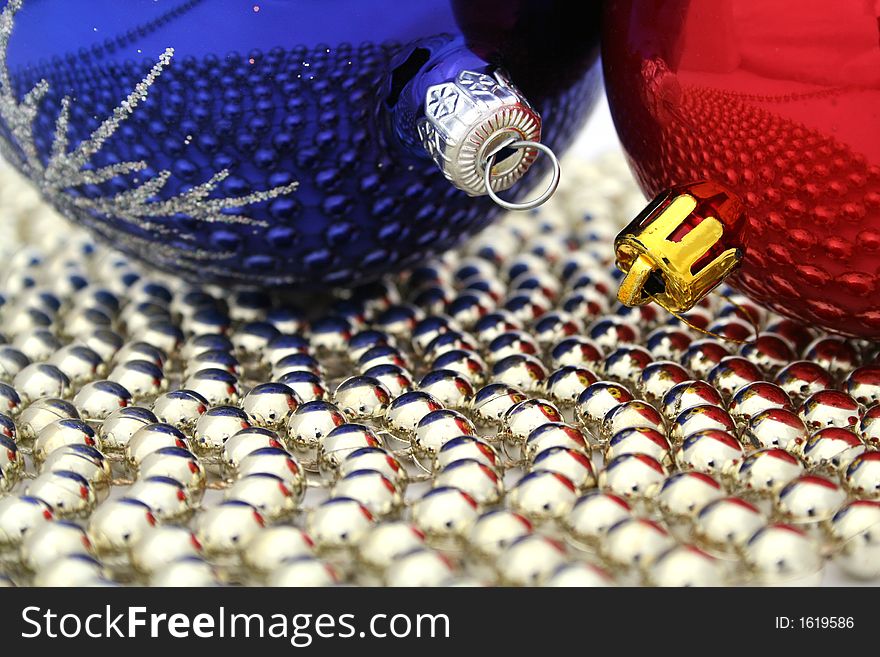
483,139,561,211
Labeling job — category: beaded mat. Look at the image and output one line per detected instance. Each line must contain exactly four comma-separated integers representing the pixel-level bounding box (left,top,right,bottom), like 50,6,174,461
0,148,876,587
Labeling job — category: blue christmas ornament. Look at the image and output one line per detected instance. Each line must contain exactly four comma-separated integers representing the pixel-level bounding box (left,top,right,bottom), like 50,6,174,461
0,0,601,286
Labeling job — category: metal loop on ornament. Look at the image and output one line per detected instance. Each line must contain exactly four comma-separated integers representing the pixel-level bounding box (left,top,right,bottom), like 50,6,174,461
483,139,560,211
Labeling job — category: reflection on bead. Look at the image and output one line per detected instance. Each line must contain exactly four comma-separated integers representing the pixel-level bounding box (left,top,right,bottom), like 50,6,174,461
842,451,880,499
799,390,861,432
744,408,808,453
385,548,455,587
656,471,723,522
307,497,374,553
21,520,93,571
736,449,804,499
131,526,203,576
546,561,614,587
675,429,743,477
829,500,880,580
87,498,156,556
744,523,822,585
647,544,725,586
496,534,567,586
0,496,53,547
411,486,479,541
470,383,527,428
693,497,765,553
357,522,425,572
600,517,674,570
242,526,314,574
801,427,865,473
194,500,265,557
669,404,735,446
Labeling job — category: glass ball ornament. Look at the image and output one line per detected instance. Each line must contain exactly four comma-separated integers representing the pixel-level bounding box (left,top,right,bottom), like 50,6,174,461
604,0,880,337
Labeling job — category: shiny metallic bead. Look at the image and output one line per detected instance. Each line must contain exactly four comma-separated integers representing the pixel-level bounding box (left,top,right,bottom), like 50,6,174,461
550,336,603,370
413,409,476,457
357,522,426,571
411,315,458,355
774,361,834,405
99,406,156,453
801,428,865,473
776,474,846,525
286,400,347,452
435,458,504,505
125,423,189,469
531,446,596,491
222,427,283,474
348,330,395,363
266,556,339,587
237,447,305,494
544,366,599,408
659,382,721,425
32,553,107,587
860,405,880,449
599,453,667,501
600,400,665,444
194,500,265,556
317,423,382,478
332,469,403,517
278,372,330,403
502,398,563,444
744,523,822,585
114,341,166,369
242,526,314,574
224,473,299,520
239,383,299,432
842,451,880,499
131,321,183,357
675,429,744,476
191,405,251,455
656,471,723,521
728,382,792,430
829,500,880,580
20,520,93,571
605,427,672,466
737,449,804,498
181,334,234,361
271,352,323,379
107,360,166,401
707,357,763,400
574,381,634,435
13,363,69,404
472,311,523,346
73,380,133,421
42,444,111,494
0,495,53,547
33,418,98,464
362,364,414,398
139,446,207,497
603,346,653,389
486,330,539,365
588,317,640,353
563,491,631,546
383,391,442,439
804,336,858,380
0,384,21,420
423,331,478,361
799,390,860,431
432,437,498,474
183,368,240,406
0,413,13,443
338,448,408,492
524,423,588,463
48,344,103,385
231,321,280,357
309,316,354,356
184,350,241,379
13,328,61,363
507,470,578,523
647,544,725,586
149,557,219,587
669,405,735,447
126,476,192,522
431,348,487,385
131,526,203,576
637,360,690,408
87,498,156,556
496,534,567,586
738,334,795,376
358,344,410,372
17,398,78,444
418,369,474,410
532,312,582,350
0,434,22,491
0,346,30,383
545,561,614,587
151,389,208,432
744,408,809,453
266,308,306,335
600,517,674,570
693,496,766,552
645,327,692,361
333,376,391,421
680,339,730,380
385,548,455,587
411,486,479,541
466,509,533,560
491,354,547,393
83,329,124,365
470,383,527,428
307,496,374,552
845,366,880,407
25,470,96,518
263,333,310,367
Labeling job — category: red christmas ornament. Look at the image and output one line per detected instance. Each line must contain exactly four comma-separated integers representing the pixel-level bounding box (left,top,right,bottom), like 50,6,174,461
603,0,880,337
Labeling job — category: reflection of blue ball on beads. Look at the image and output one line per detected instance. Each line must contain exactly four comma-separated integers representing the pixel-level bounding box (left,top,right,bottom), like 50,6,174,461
0,0,601,286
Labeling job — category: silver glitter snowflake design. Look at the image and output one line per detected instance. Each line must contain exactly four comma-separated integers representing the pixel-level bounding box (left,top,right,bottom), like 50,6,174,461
0,0,298,250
